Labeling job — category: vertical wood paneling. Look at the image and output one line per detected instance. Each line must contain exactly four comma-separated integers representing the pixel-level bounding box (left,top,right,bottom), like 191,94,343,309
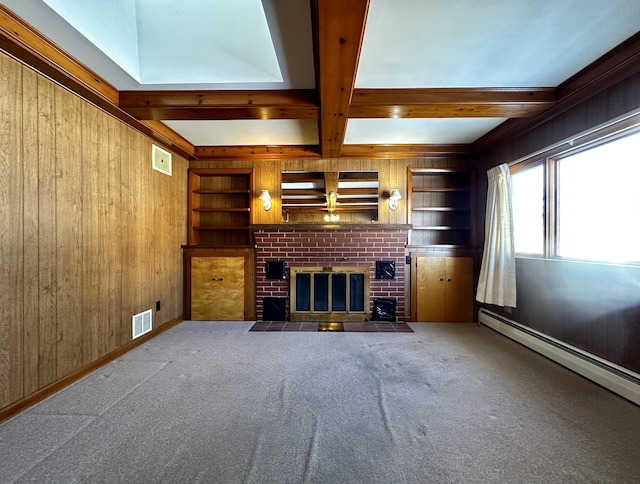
0,55,24,407
81,102,100,365
36,75,57,386
55,86,83,376
1,51,187,413
138,136,152,318
22,66,40,395
170,155,187,319
105,115,122,354
119,124,135,345
153,143,170,327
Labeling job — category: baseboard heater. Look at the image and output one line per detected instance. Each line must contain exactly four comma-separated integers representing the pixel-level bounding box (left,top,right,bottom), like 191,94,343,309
478,308,640,406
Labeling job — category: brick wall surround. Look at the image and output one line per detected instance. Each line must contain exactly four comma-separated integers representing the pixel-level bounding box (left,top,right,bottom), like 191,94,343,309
254,228,408,321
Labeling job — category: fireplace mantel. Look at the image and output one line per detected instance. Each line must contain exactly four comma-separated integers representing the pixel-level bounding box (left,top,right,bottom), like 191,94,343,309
250,224,412,231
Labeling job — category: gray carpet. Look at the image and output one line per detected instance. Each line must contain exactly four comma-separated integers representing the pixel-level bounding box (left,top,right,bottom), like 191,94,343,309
2,321,640,483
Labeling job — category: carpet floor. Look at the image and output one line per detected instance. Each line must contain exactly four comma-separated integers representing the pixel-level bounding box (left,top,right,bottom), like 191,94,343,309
1,321,639,483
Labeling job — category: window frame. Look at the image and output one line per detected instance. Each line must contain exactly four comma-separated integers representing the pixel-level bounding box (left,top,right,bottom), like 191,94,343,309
509,111,640,265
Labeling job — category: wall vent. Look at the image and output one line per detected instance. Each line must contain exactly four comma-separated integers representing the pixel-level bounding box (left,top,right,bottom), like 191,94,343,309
132,309,153,339
152,144,172,176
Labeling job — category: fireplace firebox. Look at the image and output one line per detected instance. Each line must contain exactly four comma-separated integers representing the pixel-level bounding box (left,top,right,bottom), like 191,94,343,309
289,267,370,321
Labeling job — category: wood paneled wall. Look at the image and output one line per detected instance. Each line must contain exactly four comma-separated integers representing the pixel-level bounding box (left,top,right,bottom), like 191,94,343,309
0,52,187,410
475,71,640,374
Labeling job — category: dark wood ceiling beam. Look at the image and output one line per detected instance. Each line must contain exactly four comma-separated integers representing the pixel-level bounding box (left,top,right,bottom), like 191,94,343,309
119,89,318,120
350,88,556,118
194,145,321,160
317,0,370,158
341,144,472,158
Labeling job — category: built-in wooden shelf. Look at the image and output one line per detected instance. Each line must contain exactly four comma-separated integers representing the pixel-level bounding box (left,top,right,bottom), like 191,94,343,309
193,189,251,194
193,225,252,230
187,168,253,247
193,207,251,212
408,168,475,247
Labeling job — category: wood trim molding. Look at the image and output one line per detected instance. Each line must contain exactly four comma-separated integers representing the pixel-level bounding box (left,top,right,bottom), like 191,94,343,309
351,88,557,118
194,145,321,160
0,316,183,424
474,31,640,153
0,5,118,104
341,144,472,158
317,0,370,158
140,120,195,155
120,89,319,120
0,5,194,159
250,224,412,231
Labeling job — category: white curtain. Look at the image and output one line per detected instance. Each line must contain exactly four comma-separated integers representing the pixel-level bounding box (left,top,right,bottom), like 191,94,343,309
476,163,517,307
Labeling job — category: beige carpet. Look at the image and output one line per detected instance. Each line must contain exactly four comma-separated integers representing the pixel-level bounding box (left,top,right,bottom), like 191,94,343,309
1,321,639,483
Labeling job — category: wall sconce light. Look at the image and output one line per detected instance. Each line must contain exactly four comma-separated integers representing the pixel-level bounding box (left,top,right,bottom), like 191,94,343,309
259,190,272,211
324,191,339,222
388,189,402,211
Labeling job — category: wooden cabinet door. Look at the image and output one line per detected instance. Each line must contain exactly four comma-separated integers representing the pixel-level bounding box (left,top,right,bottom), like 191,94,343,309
414,256,474,322
191,257,245,320
444,257,474,322
416,257,446,321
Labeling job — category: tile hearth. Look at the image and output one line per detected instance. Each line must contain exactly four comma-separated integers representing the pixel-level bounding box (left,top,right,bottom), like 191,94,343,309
249,321,413,332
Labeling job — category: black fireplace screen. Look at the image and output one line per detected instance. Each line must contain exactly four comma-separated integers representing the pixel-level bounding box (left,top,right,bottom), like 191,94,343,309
292,268,367,315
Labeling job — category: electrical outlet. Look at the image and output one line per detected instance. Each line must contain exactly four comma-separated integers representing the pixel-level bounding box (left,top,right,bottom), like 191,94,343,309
156,300,161,311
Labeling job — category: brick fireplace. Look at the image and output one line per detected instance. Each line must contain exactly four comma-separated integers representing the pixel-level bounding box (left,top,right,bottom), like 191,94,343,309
254,226,409,321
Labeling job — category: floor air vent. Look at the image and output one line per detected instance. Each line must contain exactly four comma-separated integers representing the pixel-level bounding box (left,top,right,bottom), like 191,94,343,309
132,309,152,339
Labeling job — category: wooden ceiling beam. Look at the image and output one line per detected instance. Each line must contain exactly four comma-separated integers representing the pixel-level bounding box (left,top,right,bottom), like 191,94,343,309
350,88,556,118
119,89,318,120
341,144,472,158
317,0,370,158
194,145,321,160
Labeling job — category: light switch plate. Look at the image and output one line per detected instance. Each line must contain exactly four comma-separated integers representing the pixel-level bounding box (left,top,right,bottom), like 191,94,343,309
152,144,172,176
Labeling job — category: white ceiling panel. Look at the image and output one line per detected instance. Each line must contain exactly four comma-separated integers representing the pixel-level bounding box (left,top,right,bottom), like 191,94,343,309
42,0,281,84
4,0,314,90
162,119,319,146
345,118,507,145
357,0,640,88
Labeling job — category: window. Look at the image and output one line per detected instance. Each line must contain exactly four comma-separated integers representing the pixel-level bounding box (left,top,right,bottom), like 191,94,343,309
512,164,544,255
556,132,640,262
511,121,640,264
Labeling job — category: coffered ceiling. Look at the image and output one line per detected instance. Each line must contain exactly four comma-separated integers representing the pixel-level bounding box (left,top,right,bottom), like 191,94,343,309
3,0,640,160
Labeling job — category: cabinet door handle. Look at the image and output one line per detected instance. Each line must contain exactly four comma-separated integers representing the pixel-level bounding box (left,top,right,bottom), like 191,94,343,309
447,278,451,282
219,277,224,281
212,278,217,281
439,278,444,282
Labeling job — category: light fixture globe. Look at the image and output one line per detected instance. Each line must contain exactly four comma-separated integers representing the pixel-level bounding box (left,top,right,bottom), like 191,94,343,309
258,189,272,211
388,189,402,211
